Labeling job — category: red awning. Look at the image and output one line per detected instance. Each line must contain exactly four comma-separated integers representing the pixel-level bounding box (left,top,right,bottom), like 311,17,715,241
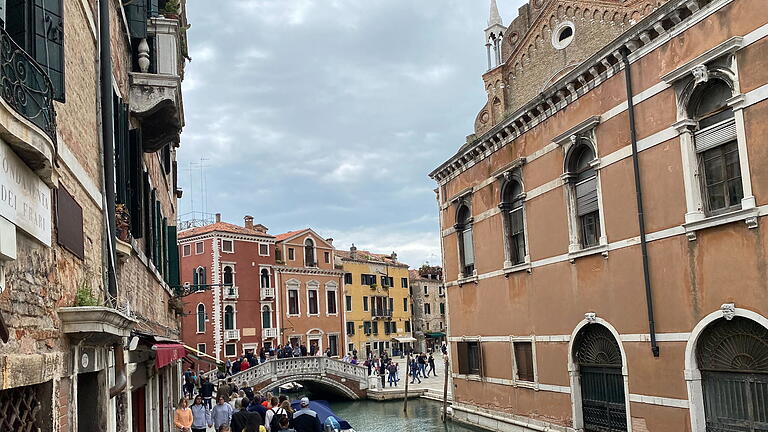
154,344,187,369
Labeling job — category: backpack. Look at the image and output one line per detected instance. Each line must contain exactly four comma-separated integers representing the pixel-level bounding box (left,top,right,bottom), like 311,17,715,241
269,407,289,432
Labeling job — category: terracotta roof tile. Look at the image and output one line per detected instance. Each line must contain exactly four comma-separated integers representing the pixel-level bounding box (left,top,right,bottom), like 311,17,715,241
273,229,309,241
336,249,406,266
178,222,274,239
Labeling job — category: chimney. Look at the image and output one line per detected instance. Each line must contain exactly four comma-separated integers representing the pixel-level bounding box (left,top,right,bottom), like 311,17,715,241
326,238,334,246
215,213,221,223
350,244,357,259
244,215,254,230
391,251,398,261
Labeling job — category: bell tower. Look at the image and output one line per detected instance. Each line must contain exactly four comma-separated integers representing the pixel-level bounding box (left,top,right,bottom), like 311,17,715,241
485,0,507,70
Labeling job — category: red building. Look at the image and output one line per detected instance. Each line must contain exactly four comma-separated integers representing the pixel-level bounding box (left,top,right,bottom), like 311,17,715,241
179,214,277,361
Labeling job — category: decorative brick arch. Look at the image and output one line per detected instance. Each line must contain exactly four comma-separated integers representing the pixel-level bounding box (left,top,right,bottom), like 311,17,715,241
252,374,365,400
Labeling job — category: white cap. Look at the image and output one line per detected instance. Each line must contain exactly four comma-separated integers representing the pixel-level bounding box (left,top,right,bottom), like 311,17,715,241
300,397,310,407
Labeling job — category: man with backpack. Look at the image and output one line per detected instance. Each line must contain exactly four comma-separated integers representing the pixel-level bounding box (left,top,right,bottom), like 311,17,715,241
265,396,289,431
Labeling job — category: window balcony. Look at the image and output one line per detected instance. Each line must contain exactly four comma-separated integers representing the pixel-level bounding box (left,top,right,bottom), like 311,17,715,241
372,309,392,319
260,287,275,300
0,26,57,185
223,286,238,300
224,329,240,341
262,328,278,339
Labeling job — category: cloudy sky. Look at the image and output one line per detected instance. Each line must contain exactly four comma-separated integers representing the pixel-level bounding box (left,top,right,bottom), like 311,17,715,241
179,0,523,268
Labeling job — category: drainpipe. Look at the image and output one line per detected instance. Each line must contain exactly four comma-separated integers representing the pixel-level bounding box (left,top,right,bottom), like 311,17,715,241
109,343,127,398
99,0,118,299
620,48,660,357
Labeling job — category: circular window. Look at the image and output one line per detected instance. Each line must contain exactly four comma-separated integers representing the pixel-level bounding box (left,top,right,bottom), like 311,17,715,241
552,21,575,50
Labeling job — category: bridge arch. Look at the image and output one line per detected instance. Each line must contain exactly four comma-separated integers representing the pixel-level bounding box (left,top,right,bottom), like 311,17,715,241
255,374,361,400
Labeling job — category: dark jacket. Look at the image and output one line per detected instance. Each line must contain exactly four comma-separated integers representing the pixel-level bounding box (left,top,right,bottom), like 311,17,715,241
248,401,268,422
200,381,215,398
231,409,262,432
292,408,321,432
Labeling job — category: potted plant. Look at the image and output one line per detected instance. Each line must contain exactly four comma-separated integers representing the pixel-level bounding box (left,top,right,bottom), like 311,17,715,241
161,0,181,19
115,203,131,242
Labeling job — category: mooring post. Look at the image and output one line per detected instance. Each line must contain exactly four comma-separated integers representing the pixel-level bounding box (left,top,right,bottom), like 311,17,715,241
442,356,449,422
403,354,410,415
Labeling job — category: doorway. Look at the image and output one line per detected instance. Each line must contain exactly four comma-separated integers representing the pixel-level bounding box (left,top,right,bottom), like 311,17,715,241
78,372,101,432
131,387,146,432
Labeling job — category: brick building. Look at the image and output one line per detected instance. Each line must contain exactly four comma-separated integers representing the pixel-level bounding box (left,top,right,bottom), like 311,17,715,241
273,229,345,356
409,267,446,352
179,214,277,362
431,0,768,430
0,0,188,431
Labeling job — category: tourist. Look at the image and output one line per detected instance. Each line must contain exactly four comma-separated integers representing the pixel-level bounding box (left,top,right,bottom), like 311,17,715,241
232,397,263,432
428,354,437,376
365,358,372,376
279,399,293,416
212,396,234,431
292,397,322,432
262,392,273,408
325,348,332,357
350,356,358,365
173,398,193,432
228,378,239,395
190,395,213,432
183,369,195,399
277,416,297,432
265,396,288,431
219,426,232,432
217,380,230,401
378,363,386,387
293,344,302,357
248,394,268,419
200,378,216,409
410,359,421,384
240,356,251,370
387,362,398,387
232,358,242,375
418,353,427,378
259,347,267,364
300,344,308,357
225,359,233,376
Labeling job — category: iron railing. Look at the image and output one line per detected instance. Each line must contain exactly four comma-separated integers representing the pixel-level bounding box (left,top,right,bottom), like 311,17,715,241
0,26,57,142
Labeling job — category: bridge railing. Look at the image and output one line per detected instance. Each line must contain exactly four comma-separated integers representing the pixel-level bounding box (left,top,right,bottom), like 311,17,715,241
225,357,368,390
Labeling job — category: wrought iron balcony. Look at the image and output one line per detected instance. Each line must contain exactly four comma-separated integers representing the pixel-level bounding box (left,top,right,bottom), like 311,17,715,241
262,328,278,339
260,287,275,300
224,329,240,341
371,308,392,319
0,27,57,143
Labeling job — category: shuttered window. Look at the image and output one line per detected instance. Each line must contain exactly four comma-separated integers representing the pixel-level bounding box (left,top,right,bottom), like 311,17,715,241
694,119,737,153
124,0,148,38
575,176,598,216
56,185,84,259
113,95,130,205
167,225,179,286
457,342,482,375
128,130,144,238
514,342,535,382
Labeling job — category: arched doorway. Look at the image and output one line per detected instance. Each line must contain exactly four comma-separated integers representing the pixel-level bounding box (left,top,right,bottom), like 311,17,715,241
696,317,768,431
573,324,627,431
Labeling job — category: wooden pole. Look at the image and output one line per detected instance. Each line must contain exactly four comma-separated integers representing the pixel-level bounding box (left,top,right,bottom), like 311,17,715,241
442,356,449,422
403,354,410,415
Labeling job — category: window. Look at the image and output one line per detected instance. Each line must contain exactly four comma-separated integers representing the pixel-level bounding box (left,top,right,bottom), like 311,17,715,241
552,21,575,50
424,286,428,296
288,247,295,261
224,305,235,330
56,185,84,259
361,274,376,285
389,298,394,314
262,306,271,329
401,277,408,288
328,335,338,357
424,303,431,315
327,289,337,315
196,304,205,333
344,273,353,284
260,269,270,288
403,298,408,312
193,267,206,289
182,244,191,256
288,288,299,315
440,303,445,315
324,251,330,264
222,239,234,253
566,142,601,248
689,79,742,215
439,286,445,296
345,295,352,312
259,244,269,256
304,238,315,266
405,321,411,332
223,265,234,286
514,341,535,382
308,289,319,315
195,241,204,254
372,321,379,335
197,343,206,354
384,322,391,335
455,204,475,277
346,322,355,335
381,276,394,287
225,343,236,357
391,322,397,333
457,341,482,375
501,178,527,265
363,296,369,312
363,321,372,335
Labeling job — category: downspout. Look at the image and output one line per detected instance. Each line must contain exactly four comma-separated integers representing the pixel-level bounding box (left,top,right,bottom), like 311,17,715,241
620,48,660,357
109,342,127,398
99,0,118,299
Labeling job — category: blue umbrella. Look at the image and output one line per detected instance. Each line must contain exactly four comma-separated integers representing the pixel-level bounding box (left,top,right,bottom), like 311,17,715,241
290,400,353,430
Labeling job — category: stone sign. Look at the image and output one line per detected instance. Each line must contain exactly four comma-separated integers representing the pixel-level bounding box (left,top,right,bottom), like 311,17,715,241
0,140,51,246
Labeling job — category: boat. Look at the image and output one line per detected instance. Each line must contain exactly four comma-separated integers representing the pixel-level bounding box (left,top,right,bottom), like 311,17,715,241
276,382,304,393
290,399,355,432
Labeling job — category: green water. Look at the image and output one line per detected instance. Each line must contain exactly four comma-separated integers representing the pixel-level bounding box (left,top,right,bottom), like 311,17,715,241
328,398,488,432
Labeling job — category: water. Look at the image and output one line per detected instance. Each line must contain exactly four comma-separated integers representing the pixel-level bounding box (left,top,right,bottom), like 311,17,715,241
328,398,488,432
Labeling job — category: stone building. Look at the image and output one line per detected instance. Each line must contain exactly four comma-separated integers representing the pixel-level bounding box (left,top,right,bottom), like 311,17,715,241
273,229,345,356
336,246,415,357
178,214,277,363
409,267,446,353
0,0,188,430
430,0,768,430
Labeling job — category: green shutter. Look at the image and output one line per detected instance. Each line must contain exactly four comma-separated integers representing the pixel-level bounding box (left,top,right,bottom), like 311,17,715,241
162,217,168,279
153,197,161,269
143,173,152,258
167,225,179,287
147,188,156,261
113,96,129,205
129,130,144,238
33,0,65,101
125,0,148,39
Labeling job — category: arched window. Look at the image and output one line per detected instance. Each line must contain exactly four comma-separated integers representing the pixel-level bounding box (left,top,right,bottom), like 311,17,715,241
689,79,742,214
455,203,475,277
224,305,234,330
262,305,271,329
567,143,600,248
193,267,206,290
223,266,234,286
304,238,315,267
261,269,270,289
501,179,526,265
196,304,205,333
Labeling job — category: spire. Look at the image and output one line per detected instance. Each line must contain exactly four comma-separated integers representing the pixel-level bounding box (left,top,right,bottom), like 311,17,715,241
488,0,503,28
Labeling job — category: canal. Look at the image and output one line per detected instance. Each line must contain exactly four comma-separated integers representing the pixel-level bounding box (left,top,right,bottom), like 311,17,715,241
328,398,488,432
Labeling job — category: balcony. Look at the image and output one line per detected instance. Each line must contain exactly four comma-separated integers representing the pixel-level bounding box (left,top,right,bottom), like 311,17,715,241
224,329,240,341
372,309,392,320
260,287,275,300
223,286,238,300
0,27,57,185
129,17,185,152
262,328,278,339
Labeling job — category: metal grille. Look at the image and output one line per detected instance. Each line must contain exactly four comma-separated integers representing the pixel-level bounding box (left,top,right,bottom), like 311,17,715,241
0,385,42,431
697,318,768,373
575,325,626,432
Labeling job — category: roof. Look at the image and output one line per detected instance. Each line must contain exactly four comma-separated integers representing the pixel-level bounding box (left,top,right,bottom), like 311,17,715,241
336,249,407,267
178,222,274,239
274,229,309,242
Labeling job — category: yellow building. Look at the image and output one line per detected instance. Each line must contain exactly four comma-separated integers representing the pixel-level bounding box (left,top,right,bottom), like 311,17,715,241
336,245,414,357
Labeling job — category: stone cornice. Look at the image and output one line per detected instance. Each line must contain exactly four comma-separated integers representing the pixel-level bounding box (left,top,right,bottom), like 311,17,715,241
339,256,409,269
429,0,712,185
179,231,276,244
273,266,345,277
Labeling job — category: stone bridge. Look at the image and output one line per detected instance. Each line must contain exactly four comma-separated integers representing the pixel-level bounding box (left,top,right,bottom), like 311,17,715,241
226,357,369,399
